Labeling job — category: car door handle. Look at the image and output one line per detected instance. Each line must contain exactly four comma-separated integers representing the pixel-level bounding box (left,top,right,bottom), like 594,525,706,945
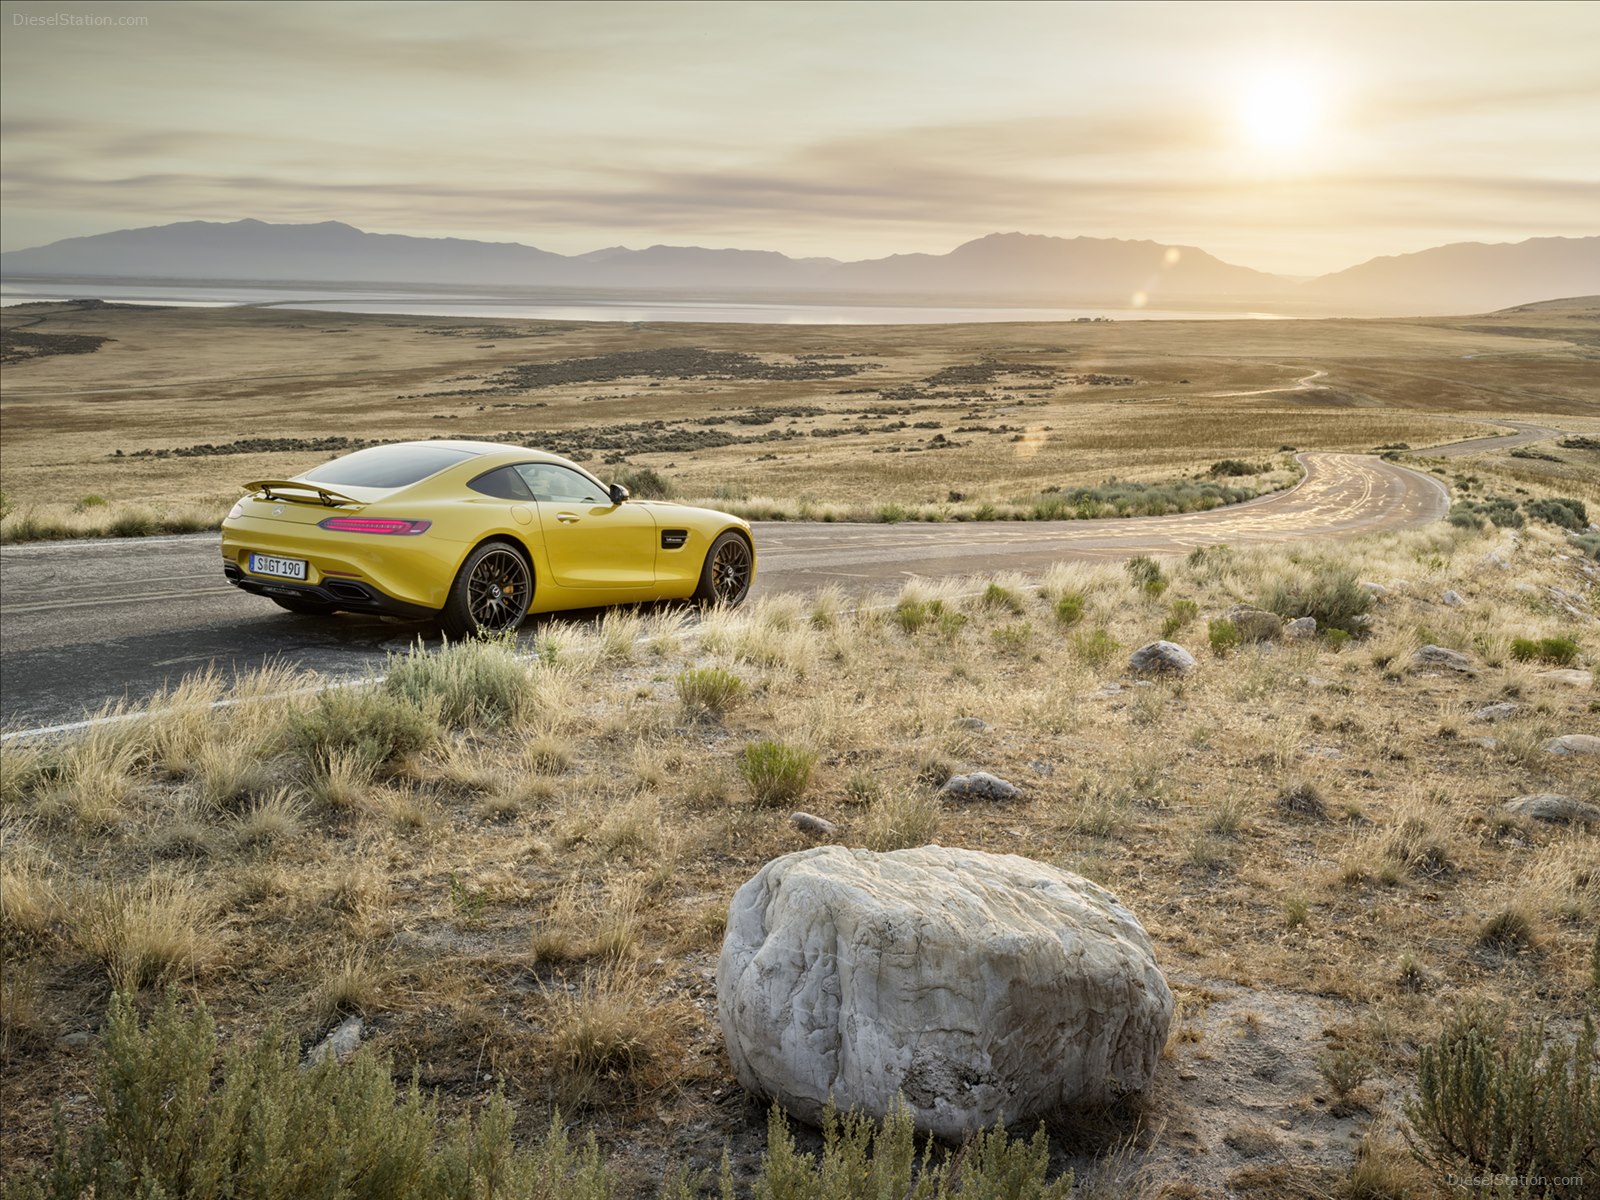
555,512,580,524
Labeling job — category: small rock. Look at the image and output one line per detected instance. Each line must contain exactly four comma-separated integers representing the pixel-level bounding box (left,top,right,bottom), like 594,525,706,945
1092,682,1124,698
1304,745,1344,759
790,811,840,838
1028,760,1055,776
1469,737,1501,750
1514,583,1538,595
1361,581,1388,600
57,1032,94,1053
1545,734,1600,757
1441,590,1465,607
950,717,988,732
1536,669,1593,689
1471,701,1521,723
306,1015,363,1066
1285,617,1317,639
1486,553,1513,571
1225,605,1284,643
1410,645,1476,673
1134,679,1155,688
940,772,1022,802
1128,640,1197,675
1505,794,1600,824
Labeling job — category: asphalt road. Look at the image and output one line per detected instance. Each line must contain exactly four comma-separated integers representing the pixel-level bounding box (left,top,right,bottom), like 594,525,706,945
0,450,1461,731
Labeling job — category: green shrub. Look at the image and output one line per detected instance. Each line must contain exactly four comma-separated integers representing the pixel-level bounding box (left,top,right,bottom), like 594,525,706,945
1124,556,1168,596
1573,532,1600,562
1207,618,1241,656
877,503,909,524
676,666,744,715
24,989,618,1200
288,685,437,773
1073,628,1121,669
1208,459,1257,477
108,509,157,538
1321,628,1353,650
1259,565,1373,635
1053,591,1087,626
77,494,107,510
990,622,1033,654
1525,496,1588,531
1509,636,1580,666
383,637,531,729
738,740,816,807
607,465,675,500
894,598,966,636
755,1099,1072,1199
1162,598,1199,639
1405,1009,1598,1200
979,582,1026,615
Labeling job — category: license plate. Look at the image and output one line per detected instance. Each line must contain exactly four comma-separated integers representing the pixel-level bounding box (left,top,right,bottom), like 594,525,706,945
248,553,308,580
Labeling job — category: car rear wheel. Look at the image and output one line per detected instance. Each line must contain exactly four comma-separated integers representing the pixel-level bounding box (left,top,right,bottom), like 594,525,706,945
440,541,532,639
693,531,752,607
270,595,335,617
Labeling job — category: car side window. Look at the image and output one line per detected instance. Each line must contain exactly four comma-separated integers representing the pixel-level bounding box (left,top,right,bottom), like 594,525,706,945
514,464,607,504
467,466,534,501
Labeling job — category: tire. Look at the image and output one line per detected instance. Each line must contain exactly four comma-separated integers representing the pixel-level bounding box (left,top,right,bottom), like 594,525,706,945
693,531,753,607
270,595,335,617
439,541,533,639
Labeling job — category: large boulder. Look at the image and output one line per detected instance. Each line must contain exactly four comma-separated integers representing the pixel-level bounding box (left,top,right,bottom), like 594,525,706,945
1505,794,1600,825
1410,645,1476,673
717,846,1172,1139
1128,640,1197,675
1225,606,1283,643
1545,734,1600,757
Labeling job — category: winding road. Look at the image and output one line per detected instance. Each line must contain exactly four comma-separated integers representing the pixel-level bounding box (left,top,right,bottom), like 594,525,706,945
0,448,1468,731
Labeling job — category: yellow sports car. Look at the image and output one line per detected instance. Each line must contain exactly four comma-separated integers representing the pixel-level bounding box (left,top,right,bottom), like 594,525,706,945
220,440,755,637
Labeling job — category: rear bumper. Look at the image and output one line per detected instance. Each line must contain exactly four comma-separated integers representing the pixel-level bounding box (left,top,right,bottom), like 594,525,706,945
222,561,438,620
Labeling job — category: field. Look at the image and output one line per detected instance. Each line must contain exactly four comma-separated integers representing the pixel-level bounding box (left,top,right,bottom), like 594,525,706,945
1,298,1598,1196
3,497,1598,1197
3,298,1599,541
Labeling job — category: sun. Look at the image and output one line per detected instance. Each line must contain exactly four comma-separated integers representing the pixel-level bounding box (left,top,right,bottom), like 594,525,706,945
1234,68,1321,155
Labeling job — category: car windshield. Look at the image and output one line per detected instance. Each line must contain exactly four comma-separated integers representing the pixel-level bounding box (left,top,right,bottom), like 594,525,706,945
302,444,479,489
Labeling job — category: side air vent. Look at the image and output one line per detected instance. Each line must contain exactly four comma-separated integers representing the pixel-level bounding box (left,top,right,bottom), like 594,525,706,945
661,529,689,550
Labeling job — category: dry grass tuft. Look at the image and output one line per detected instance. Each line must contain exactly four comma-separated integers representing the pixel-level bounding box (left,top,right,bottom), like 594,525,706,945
74,873,211,991
855,787,942,852
311,947,383,1023
541,961,681,1110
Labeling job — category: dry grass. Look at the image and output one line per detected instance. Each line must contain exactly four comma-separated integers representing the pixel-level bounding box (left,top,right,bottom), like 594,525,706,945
3,459,1598,1194
73,874,211,992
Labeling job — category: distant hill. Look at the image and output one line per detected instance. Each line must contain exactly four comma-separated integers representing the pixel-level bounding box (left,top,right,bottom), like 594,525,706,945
829,232,1287,301
1302,236,1600,315
3,219,1597,315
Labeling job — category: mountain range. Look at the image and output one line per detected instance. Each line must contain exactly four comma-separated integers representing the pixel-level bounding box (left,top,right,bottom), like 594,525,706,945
4,219,1597,316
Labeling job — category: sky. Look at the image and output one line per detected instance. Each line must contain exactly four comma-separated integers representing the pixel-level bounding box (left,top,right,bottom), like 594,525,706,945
2,0,1597,275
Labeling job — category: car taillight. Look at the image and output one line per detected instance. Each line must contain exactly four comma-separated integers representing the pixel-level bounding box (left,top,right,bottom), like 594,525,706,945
227,501,245,519
318,517,432,535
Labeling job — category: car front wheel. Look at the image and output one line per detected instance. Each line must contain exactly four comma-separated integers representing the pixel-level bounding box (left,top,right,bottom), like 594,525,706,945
440,541,532,638
694,531,752,607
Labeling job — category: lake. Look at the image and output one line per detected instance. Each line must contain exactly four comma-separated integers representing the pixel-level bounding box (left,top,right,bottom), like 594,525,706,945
0,277,1290,324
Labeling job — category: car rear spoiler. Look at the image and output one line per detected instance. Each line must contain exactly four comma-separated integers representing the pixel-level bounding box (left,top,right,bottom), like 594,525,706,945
242,480,362,507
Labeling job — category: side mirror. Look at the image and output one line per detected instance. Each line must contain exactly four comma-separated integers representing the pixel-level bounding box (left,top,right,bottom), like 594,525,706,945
608,483,630,505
